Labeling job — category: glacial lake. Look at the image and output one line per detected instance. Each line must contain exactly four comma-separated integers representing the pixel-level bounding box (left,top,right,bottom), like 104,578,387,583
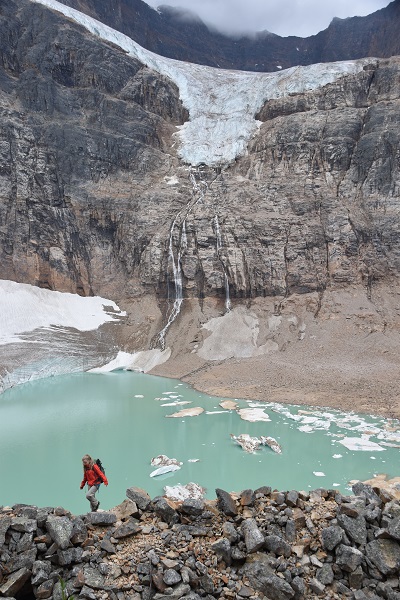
0,371,398,514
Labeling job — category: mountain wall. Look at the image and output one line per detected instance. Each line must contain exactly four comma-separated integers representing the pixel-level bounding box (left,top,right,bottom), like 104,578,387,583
1,0,400,410
55,0,400,72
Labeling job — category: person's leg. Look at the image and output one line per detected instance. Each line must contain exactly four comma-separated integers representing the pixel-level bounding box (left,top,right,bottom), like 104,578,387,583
86,485,99,511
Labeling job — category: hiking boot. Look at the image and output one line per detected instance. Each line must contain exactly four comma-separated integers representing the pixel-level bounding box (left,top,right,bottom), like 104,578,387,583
92,501,100,512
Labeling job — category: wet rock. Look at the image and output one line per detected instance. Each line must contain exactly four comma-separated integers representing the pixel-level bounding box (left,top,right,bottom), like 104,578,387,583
0,516,11,547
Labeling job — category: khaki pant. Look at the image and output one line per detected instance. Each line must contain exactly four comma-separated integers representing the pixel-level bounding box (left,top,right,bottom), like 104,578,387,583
86,485,100,511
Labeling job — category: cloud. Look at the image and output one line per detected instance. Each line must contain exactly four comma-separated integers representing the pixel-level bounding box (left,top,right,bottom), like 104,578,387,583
144,0,391,37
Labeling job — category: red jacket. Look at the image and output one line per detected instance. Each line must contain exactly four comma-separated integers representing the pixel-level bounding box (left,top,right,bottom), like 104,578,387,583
80,464,108,489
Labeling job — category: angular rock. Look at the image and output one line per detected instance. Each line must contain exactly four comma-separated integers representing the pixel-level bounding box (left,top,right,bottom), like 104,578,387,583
365,539,400,576
321,525,343,551
126,487,151,511
0,516,11,547
180,499,205,516
10,517,37,534
86,512,117,526
46,515,73,549
0,568,31,597
241,518,264,553
215,489,238,517
153,498,179,525
242,553,295,599
211,538,232,565
112,520,141,539
163,569,182,586
335,544,364,572
264,534,291,558
337,513,367,545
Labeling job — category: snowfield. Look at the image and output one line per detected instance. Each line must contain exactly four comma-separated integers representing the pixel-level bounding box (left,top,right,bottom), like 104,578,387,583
0,280,125,345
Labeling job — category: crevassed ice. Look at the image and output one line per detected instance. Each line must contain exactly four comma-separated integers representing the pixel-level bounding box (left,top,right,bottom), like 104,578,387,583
33,0,376,167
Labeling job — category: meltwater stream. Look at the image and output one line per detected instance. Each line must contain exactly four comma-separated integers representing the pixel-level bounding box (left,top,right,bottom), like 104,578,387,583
0,371,398,514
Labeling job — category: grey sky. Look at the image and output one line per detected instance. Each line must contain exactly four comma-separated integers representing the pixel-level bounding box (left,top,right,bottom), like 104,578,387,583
143,0,391,37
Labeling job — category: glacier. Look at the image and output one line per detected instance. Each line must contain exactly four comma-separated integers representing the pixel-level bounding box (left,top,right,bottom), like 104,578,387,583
33,0,376,167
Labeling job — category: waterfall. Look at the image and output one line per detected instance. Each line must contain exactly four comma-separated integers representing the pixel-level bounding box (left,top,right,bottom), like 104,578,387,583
157,168,207,349
157,217,185,349
214,215,231,312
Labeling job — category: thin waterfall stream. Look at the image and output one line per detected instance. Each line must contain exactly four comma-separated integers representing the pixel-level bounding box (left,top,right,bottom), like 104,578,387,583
157,168,209,349
214,214,231,312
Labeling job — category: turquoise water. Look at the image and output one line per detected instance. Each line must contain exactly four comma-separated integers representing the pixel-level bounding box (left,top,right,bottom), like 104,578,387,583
0,371,398,514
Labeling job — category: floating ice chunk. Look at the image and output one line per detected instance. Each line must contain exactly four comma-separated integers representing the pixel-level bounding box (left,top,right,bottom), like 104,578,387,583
188,459,200,463
260,436,282,454
313,472,326,477
231,433,282,454
150,455,183,467
134,395,144,398
333,483,341,487
205,410,227,415
150,464,181,477
161,400,192,407
338,437,385,452
298,425,314,433
166,407,204,418
220,400,238,410
332,454,343,459
237,408,271,422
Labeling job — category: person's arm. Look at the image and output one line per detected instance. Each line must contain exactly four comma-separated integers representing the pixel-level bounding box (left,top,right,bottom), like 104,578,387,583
93,463,108,486
80,472,87,489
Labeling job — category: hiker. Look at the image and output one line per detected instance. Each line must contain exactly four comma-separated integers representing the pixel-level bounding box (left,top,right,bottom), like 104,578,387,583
80,454,108,512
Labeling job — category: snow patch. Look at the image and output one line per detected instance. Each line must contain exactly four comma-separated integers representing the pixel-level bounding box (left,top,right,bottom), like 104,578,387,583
89,348,171,373
0,279,124,345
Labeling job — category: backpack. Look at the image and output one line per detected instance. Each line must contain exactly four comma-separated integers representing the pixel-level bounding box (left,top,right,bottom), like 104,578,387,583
95,458,105,482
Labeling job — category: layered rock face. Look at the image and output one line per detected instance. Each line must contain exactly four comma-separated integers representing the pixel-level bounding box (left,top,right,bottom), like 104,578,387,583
1,1,400,396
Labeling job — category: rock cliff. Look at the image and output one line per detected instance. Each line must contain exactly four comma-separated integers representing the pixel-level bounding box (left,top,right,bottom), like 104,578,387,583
1,0,400,408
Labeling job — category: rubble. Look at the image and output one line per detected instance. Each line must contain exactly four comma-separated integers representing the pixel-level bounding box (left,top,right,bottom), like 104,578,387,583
2,481,400,599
